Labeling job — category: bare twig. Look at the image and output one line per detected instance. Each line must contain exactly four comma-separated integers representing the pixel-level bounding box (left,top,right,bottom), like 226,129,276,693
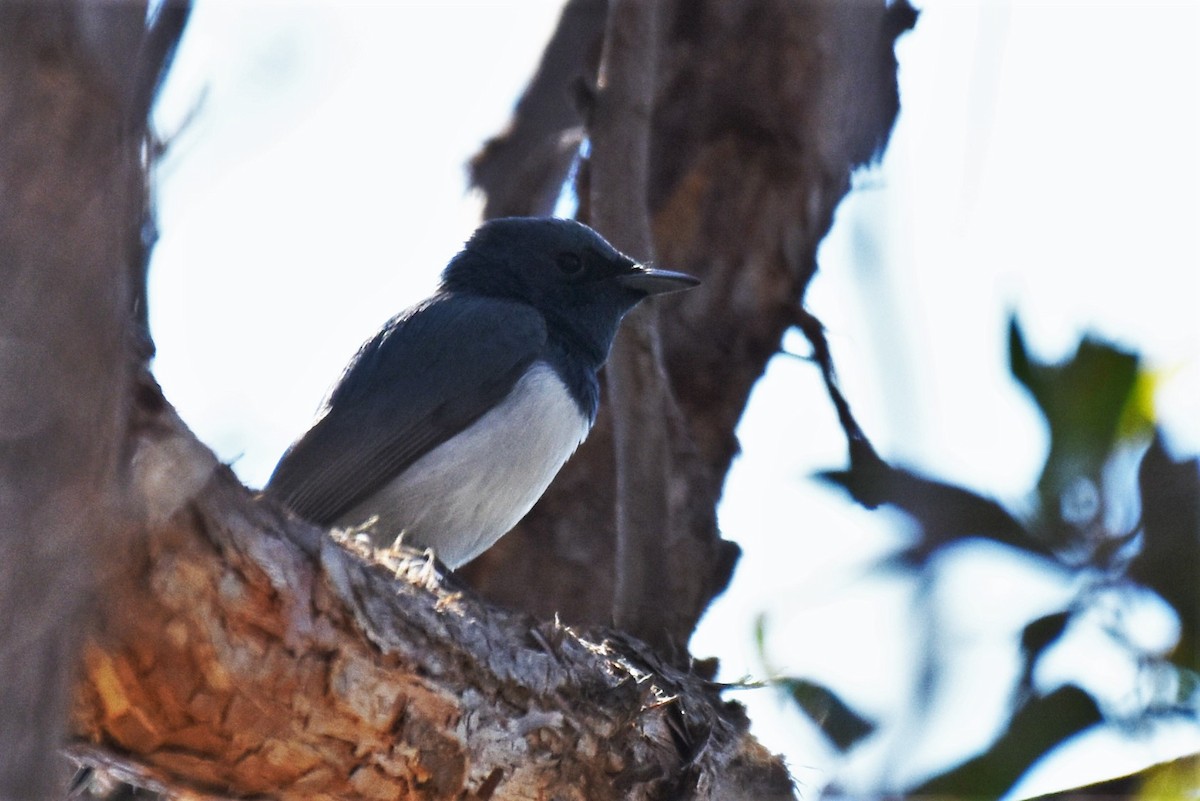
794,307,881,474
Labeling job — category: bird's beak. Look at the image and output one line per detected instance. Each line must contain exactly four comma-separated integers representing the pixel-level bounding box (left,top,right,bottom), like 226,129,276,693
616,265,700,295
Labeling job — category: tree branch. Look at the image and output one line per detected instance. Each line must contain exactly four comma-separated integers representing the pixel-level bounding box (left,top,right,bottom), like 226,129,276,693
794,307,881,475
70,388,795,801
468,0,609,219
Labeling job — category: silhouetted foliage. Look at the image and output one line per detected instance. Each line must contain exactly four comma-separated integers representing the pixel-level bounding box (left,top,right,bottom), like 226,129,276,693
764,315,1200,798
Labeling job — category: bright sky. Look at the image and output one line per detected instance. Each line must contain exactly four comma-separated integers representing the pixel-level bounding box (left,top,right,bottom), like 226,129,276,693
151,1,1199,796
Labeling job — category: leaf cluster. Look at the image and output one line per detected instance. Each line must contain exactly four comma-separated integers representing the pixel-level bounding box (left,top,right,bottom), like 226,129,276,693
765,316,1199,798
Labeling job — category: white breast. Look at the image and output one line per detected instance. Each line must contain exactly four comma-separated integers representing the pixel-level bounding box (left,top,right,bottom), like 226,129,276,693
336,362,590,568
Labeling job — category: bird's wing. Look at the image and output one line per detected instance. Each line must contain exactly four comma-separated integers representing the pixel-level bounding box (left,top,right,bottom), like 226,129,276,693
264,294,548,525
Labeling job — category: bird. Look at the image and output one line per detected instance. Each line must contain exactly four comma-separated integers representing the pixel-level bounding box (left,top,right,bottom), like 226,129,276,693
264,217,698,569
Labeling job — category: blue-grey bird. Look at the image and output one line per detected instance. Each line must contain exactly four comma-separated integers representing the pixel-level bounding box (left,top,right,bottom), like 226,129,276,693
265,217,698,568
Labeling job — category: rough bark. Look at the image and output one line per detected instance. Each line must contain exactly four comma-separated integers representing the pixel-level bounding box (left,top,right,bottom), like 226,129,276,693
463,0,917,647
69,388,795,801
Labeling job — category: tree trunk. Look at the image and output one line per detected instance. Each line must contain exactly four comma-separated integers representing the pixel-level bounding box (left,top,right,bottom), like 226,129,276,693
462,0,917,650
0,3,164,796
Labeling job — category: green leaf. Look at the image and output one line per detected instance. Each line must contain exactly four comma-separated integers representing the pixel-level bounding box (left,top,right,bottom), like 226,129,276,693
777,677,875,751
1019,611,1072,685
912,685,1102,799
1008,315,1037,399
1131,436,1200,670
753,613,769,664
1008,317,1152,545
819,460,1043,565
1024,751,1200,799
1135,752,1200,801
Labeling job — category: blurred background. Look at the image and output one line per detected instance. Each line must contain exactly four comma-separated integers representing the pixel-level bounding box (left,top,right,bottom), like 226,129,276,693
149,1,1199,797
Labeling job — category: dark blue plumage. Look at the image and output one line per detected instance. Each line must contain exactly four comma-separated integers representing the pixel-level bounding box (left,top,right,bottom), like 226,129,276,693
266,217,697,567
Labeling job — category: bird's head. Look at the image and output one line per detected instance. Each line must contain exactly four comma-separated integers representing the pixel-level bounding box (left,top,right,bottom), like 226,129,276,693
441,217,698,362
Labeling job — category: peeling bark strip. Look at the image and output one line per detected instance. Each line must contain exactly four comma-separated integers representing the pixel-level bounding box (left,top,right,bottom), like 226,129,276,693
71,396,795,801
589,0,684,651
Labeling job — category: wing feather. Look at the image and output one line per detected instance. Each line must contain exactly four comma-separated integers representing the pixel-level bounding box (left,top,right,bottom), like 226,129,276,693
265,294,547,525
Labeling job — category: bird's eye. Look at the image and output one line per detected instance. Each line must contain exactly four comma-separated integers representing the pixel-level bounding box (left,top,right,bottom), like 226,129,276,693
556,253,584,277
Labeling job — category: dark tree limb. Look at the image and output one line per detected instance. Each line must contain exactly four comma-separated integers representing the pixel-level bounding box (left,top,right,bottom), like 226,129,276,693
126,0,192,134
467,0,609,219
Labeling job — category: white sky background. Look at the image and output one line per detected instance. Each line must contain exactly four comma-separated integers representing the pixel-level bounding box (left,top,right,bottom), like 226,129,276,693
150,1,1199,797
